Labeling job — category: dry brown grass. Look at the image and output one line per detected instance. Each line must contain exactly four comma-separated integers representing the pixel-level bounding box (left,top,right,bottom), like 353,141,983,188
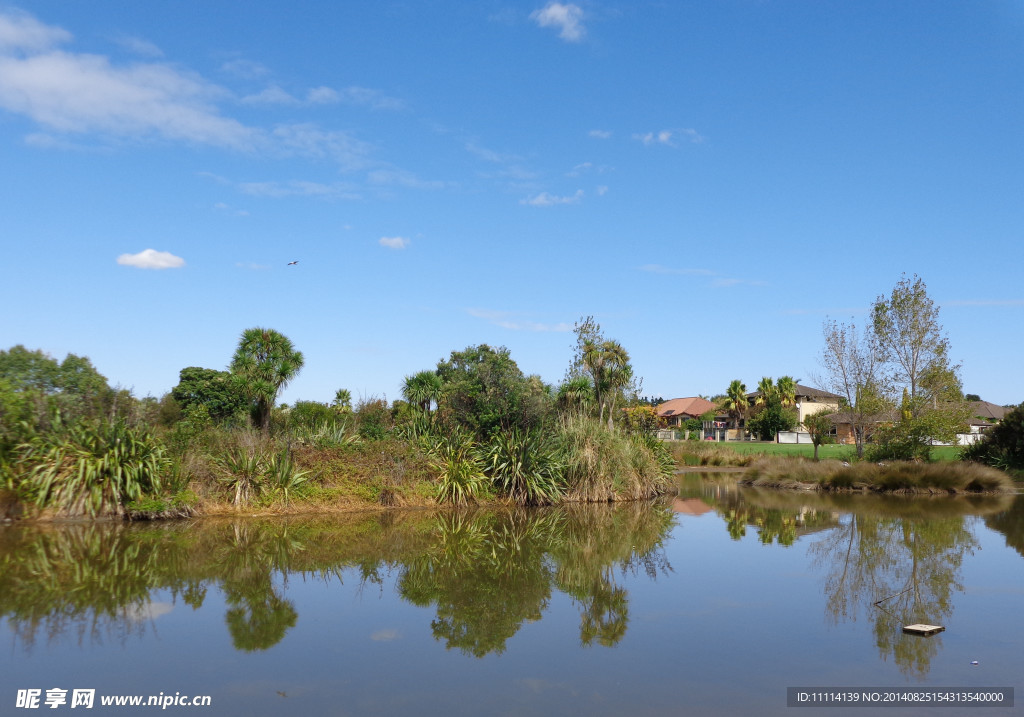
742,456,1015,493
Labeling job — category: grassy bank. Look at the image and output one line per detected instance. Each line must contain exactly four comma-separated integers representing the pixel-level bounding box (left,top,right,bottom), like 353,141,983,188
668,440,961,463
740,456,1015,494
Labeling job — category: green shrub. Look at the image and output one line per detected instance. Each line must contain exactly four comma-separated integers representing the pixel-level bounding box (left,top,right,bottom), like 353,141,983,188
482,428,563,506
962,403,1024,474
19,418,168,517
426,429,489,506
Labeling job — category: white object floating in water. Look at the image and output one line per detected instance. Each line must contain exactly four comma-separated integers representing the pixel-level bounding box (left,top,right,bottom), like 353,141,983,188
971,660,979,665
902,624,945,636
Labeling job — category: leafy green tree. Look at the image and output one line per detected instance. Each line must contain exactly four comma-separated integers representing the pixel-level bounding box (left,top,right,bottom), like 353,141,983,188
872,274,951,409
435,344,551,438
229,328,304,432
170,367,249,424
746,401,796,441
556,375,593,414
0,345,112,422
803,410,835,461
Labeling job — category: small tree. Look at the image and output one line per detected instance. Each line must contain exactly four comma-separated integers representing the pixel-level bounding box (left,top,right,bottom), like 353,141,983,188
962,403,1024,472
803,410,835,461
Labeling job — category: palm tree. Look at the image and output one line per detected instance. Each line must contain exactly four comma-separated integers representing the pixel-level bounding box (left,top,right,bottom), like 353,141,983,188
557,375,593,414
776,375,797,408
720,379,749,433
402,370,443,416
754,376,777,408
229,328,304,432
332,388,352,412
583,339,630,427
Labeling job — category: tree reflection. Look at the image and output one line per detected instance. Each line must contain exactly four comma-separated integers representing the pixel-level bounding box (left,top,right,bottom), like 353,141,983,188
0,504,676,657
396,504,674,655
810,511,976,678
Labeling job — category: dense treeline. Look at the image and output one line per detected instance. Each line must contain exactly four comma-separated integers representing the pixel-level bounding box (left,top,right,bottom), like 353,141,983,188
0,317,673,520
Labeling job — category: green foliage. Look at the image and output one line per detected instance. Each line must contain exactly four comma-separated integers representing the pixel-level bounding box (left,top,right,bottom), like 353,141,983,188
556,415,671,502
962,403,1024,473
746,401,797,441
435,344,552,438
287,400,336,430
216,443,267,507
170,367,250,424
803,410,836,460
266,448,312,506
720,379,749,431
355,397,392,440
482,429,564,506
868,402,971,462
426,429,489,506
402,370,443,415
332,388,353,412
19,418,168,517
229,328,304,432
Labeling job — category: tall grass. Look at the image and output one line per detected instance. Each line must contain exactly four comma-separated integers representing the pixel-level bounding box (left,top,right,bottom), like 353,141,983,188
556,415,672,502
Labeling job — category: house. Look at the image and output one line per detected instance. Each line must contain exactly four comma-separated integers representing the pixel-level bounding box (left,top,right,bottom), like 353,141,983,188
655,397,719,428
746,383,843,427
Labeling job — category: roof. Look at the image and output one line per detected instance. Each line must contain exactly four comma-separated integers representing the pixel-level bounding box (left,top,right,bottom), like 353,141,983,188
747,383,843,401
969,400,1008,423
656,396,719,419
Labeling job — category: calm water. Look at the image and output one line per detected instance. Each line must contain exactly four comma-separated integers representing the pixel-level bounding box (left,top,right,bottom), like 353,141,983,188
2,476,1022,716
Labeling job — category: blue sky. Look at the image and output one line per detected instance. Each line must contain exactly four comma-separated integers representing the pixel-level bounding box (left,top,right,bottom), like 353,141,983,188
2,1,1022,407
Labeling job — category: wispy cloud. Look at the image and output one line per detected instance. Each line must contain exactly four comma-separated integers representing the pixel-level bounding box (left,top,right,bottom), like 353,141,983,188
379,236,410,250
117,249,185,270
242,84,403,110
521,189,583,206
467,309,571,332
530,3,586,43
112,35,163,58
632,128,704,147
0,9,382,171
589,129,612,139
238,180,361,200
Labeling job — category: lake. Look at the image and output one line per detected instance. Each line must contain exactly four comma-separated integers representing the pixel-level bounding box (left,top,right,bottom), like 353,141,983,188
2,474,1021,716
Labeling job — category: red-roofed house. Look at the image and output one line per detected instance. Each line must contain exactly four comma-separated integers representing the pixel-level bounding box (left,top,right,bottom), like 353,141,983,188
656,397,719,428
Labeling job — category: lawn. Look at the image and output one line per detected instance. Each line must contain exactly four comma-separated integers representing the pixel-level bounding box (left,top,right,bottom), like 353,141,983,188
695,441,962,462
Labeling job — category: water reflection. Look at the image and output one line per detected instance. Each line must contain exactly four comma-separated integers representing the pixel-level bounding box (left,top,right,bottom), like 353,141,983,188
0,503,675,656
677,473,1021,678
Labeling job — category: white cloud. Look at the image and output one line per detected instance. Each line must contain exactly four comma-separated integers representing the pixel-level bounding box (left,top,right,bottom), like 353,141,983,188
219,58,270,79
467,308,571,332
306,86,339,104
530,3,586,42
117,249,185,270
0,9,71,53
588,129,611,139
521,189,583,206
113,36,163,58
633,128,704,147
238,180,361,200
379,236,409,250
241,85,299,105
270,123,372,170
596,185,608,196
0,31,258,149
